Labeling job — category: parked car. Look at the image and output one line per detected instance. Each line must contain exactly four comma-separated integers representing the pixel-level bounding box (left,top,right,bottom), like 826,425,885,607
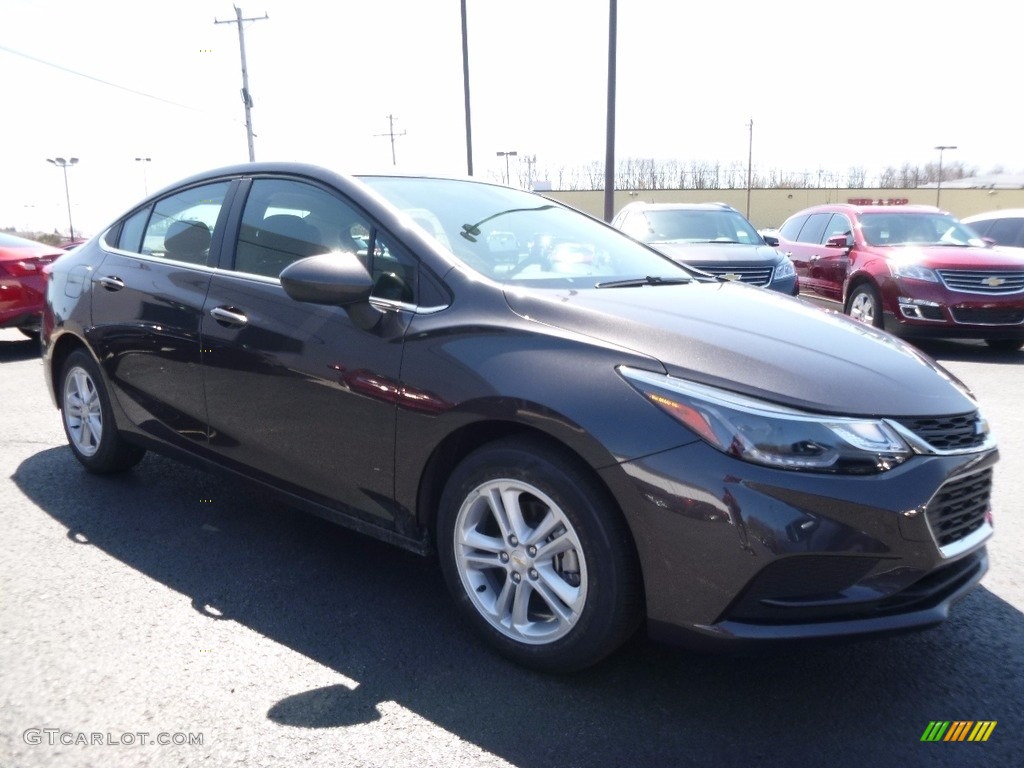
962,209,1024,252
777,203,1024,350
611,201,798,294
0,231,64,340
44,164,996,671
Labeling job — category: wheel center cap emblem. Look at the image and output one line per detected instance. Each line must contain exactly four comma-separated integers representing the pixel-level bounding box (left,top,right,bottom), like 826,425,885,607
510,549,530,569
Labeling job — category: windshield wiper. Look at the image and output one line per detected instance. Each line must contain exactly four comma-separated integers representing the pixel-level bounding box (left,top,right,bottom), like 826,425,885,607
595,275,692,289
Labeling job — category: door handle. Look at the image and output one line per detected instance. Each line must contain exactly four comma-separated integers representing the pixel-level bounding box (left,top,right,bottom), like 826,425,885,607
209,306,249,328
98,276,125,291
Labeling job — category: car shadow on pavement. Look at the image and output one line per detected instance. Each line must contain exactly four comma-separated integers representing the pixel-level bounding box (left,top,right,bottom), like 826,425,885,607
0,336,41,363
913,338,1024,364
14,447,1024,767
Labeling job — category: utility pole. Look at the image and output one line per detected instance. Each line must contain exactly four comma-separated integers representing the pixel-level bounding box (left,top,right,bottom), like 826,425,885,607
215,6,267,162
375,115,407,166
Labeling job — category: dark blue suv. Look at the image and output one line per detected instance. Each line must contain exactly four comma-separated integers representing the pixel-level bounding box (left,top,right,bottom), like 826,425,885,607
612,201,798,295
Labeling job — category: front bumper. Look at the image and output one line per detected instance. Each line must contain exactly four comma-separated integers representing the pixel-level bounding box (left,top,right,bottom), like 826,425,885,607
881,279,1024,340
602,440,995,651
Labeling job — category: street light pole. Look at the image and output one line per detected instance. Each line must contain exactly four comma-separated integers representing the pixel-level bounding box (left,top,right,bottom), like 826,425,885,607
46,156,78,241
934,145,957,208
746,118,753,218
135,157,152,196
461,0,474,176
496,150,517,185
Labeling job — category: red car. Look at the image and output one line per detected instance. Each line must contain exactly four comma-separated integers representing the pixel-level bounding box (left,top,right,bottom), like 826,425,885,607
0,232,64,340
777,204,1024,350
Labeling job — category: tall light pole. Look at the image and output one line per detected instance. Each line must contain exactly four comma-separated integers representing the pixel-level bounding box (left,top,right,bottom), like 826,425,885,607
934,145,957,208
46,157,78,241
603,0,617,222
496,150,518,185
461,0,473,176
135,157,152,196
745,118,753,218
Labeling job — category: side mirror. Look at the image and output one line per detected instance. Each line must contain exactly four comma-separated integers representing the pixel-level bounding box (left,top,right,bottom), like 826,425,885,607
761,234,780,247
825,234,853,249
280,253,373,305
280,253,383,330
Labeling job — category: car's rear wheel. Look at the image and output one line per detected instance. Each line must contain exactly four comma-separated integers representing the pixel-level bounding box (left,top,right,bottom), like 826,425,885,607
437,437,642,672
985,338,1024,351
60,349,145,473
847,284,883,328
19,328,40,342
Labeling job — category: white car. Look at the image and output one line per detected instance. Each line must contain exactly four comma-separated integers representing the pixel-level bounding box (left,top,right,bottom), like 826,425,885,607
962,209,1024,252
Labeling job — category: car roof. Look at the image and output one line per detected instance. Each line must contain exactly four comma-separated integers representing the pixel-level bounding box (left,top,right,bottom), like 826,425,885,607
962,209,1024,222
618,201,739,213
790,203,943,217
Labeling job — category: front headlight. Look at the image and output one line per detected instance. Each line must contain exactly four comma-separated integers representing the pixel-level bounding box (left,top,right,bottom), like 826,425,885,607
773,256,796,281
620,367,912,474
890,262,938,282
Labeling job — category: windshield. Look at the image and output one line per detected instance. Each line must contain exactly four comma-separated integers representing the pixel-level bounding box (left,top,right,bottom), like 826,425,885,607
359,177,692,288
643,208,763,244
859,212,986,247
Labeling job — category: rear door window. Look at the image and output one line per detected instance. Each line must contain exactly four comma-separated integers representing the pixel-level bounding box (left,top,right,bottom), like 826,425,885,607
140,182,231,265
796,213,831,244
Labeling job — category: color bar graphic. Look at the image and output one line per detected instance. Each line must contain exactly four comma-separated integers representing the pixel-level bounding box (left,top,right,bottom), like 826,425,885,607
921,721,996,742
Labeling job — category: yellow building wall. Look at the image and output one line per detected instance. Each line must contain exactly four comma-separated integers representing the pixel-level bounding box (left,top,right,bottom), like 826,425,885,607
544,188,1024,229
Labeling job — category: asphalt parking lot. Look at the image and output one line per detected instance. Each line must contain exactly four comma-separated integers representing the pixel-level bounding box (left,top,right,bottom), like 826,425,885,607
1,328,1022,768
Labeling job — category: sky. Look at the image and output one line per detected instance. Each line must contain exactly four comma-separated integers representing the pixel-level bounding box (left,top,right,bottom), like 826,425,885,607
2,0,1022,237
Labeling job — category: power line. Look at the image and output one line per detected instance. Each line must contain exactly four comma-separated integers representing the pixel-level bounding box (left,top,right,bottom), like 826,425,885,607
0,43,202,112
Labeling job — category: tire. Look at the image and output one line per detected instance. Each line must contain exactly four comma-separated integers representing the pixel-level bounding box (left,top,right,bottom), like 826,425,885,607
19,328,41,343
59,349,146,473
985,338,1024,351
437,436,642,672
846,284,883,328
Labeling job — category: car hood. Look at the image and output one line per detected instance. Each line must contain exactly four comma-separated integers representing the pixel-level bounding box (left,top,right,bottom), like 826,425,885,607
649,241,783,266
880,244,1024,269
503,281,976,417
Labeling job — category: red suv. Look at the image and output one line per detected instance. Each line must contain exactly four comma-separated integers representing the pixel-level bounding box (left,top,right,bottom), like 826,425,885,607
777,204,1024,350
0,232,64,340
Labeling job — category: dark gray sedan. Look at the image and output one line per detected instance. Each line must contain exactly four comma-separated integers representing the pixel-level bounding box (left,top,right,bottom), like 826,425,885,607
42,163,995,671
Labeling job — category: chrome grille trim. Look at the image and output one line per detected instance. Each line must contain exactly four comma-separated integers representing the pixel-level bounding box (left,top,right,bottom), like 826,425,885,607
697,265,774,286
936,269,1024,295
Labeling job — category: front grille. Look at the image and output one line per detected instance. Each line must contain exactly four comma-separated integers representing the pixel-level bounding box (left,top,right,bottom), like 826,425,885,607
950,307,1024,325
697,265,774,286
894,412,988,451
925,469,992,548
937,269,1024,294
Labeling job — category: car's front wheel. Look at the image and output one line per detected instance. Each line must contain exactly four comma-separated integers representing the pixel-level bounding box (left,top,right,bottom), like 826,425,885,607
437,437,642,672
60,348,146,473
847,284,883,328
